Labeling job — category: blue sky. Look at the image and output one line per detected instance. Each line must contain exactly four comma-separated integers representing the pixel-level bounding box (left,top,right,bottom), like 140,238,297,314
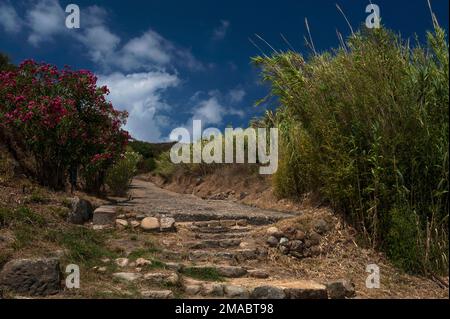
0,0,448,142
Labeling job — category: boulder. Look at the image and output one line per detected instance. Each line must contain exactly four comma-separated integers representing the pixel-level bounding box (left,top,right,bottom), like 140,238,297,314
140,217,160,232
251,286,286,299
67,197,93,224
93,206,117,225
326,279,356,299
0,258,61,296
248,269,269,279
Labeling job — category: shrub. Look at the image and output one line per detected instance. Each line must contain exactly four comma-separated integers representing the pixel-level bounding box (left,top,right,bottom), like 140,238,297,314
0,60,130,190
105,151,142,196
253,25,449,275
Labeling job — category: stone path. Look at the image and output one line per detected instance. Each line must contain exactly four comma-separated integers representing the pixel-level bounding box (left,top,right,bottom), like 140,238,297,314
94,177,354,299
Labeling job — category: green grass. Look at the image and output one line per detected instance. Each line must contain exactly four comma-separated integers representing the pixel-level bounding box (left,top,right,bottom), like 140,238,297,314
46,226,117,266
181,267,225,282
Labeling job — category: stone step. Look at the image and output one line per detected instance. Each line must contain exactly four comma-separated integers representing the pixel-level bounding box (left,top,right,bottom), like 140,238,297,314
168,212,285,225
193,232,249,240
184,265,248,278
188,248,266,263
187,239,242,249
181,278,328,299
188,225,253,234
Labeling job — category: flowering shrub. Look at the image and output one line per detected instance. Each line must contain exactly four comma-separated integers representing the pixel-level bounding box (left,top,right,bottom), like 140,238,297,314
0,60,130,190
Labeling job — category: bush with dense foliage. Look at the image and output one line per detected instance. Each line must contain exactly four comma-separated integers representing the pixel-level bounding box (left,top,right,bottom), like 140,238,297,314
105,151,142,196
0,60,130,190
253,24,448,275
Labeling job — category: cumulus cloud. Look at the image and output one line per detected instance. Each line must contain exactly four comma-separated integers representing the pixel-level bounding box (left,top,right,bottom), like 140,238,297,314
212,20,230,41
0,1,23,34
98,72,180,142
228,88,246,103
26,0,66,45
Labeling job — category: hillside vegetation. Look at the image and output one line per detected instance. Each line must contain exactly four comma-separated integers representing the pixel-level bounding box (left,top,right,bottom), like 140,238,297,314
252,24,448,275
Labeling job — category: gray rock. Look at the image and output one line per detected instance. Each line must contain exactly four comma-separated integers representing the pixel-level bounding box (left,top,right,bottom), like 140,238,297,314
201,283,224,297
248,269,269,279
93,206,117,225
67,197,93,224
309,231,322,246
144,272,179,285
279,237,289,246
224,285,249,298
160,217,176,232
279,245,290,255
326,279,356,299
113,272,142,282
216,266,247,278
266,236,278,247
0,258,61,296
251,286,286,299
141,289,174,299
288,240,304,253
313,219,329,235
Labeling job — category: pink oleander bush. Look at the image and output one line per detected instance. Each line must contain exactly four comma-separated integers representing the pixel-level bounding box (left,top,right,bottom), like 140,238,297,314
0,60,130,190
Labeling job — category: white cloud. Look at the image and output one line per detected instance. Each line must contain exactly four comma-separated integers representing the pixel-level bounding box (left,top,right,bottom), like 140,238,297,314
212,20,230,41
229,88,246,103
98,72,180,142
26,0,66,45
0,2,23,34
76,25,121,64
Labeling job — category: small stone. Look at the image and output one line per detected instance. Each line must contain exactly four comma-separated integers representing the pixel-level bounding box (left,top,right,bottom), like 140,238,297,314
279,237,289,245
239,242,251,249
248,270,269,279
115,258,129,267
279,245,289,255
141,290,174,299
126,212,137,219
313,219,329,235
295,230,306,241
135,258,152,267
184,284,201,295
201,283,224,297
326,279,356,299
224,285,249,298
117,214,126,219
97,267,107,273
113,272,142,282
288,240,304,253
160,217,176,232
135,267,142,272
115,219,128,228
251,286,286,299
101,258,110,264
93,206,117,225
309,232,322,246
130,220,140,228
144,272,179,285
140,217,160,232
266,226,283,238
310,246,321,256
266,236,278,247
